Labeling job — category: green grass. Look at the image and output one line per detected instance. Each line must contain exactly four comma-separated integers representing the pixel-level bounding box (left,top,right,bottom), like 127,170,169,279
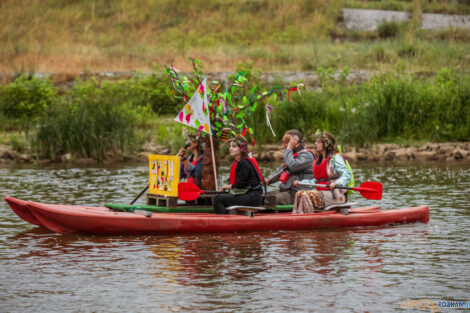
0,0,469,74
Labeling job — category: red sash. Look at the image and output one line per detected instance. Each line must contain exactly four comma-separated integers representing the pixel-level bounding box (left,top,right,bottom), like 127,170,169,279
312,155,331,186
279,149,315,183
229,157,264,185
185,156,202,184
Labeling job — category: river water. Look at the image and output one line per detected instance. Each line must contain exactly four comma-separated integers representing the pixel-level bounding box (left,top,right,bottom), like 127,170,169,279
0,161,469,313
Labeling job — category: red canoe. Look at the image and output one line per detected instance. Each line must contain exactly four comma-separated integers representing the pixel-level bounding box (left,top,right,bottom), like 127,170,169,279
5,196,429,235
5,196,43,226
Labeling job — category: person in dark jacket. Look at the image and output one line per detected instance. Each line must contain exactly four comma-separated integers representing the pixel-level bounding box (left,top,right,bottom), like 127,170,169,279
178,131,204,186
212,136,264,214
265,129,315,205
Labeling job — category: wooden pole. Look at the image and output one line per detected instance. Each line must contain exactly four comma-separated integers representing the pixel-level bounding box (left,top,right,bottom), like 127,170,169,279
209,132,218,190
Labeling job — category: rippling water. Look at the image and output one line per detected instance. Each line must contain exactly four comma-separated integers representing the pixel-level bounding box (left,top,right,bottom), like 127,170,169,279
1,161,469,312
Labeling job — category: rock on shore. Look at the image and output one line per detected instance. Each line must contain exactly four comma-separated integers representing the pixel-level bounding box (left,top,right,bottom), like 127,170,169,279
341,8,470,31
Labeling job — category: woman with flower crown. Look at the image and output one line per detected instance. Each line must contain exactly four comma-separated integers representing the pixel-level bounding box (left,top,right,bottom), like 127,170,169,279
292,130,352,214
212,136,265,214
178,129,204,186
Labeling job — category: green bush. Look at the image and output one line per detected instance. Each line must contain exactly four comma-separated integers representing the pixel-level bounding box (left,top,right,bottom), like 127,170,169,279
118,73,180,115
377,21,400,38
338,69,470,144
397,44,419,58
0,74,58,131
8,133,29,153
249,68,470,146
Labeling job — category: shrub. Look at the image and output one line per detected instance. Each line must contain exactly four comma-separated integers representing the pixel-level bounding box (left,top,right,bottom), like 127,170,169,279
123,73,181,115
0,74,58,131
377,21,400,38
397,44,419,58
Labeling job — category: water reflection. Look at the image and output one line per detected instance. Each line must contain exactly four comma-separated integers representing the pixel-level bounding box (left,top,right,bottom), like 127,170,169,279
138,226,432,312
0,161,469,312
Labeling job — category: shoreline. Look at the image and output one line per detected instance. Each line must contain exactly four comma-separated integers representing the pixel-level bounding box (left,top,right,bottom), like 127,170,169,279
255,142,470,163
1,142,469,165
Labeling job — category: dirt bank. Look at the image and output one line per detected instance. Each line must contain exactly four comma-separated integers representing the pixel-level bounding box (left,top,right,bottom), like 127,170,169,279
0,70,374,88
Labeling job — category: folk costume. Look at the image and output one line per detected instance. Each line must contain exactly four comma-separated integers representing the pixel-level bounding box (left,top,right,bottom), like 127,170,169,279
293,131,352,214
180,154,203,185
179,129,204,186
212,137,264,214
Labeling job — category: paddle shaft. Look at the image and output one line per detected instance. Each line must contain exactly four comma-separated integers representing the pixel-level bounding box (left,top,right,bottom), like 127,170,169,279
299,183,372,192
298,181,382,200
130,183,149,205
202,190,229,195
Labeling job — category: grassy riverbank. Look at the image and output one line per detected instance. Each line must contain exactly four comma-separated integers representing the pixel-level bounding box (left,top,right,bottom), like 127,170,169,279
0,67,468,161
1,0,469,74
1,0,469,161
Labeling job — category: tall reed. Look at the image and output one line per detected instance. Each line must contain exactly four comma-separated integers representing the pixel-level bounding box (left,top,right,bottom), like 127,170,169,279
33,78,153,161
250,68,470,146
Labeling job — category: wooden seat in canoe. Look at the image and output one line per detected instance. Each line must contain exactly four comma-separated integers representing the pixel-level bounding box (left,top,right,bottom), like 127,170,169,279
226,205,267,218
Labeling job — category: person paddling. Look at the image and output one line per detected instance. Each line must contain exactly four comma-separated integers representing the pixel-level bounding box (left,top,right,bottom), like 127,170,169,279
265,130,315,205
212,136,264,214
178,130,204,186
292,130,352,214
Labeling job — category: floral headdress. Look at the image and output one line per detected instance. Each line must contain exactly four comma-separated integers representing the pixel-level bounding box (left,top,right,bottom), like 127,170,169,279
183,128,203,144
229,135,249,156
313,129,334,149
182,128,205,155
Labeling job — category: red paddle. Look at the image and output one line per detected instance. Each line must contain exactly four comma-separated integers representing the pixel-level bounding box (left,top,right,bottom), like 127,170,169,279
178,182,227,201
178,182,204,201
298,181,383,200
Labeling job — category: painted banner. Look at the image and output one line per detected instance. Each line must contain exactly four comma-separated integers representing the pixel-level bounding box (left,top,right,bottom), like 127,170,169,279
174,78,212,134
148,154,180,197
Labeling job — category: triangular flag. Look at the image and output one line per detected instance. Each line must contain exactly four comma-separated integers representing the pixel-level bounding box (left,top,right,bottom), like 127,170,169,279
174,78,212,134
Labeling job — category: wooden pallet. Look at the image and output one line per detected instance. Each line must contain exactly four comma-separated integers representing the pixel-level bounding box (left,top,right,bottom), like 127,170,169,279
146,194,178,208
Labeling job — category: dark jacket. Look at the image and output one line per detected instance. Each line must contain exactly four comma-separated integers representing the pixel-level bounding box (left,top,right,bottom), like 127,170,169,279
267,148,315,192
231,158,262,190
180,154,203,180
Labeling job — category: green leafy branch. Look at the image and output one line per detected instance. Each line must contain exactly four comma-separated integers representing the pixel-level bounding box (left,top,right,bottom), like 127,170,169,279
165,58,303,144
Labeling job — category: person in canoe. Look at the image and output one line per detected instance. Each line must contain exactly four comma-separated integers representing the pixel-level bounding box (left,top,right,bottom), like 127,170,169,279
212,136,264,214
292,130,352,214
264,130,316,205
178,129,204,186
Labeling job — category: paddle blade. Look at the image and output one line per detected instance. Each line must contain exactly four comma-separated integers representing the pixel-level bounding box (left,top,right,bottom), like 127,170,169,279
178,182,204,201
356,181,382,200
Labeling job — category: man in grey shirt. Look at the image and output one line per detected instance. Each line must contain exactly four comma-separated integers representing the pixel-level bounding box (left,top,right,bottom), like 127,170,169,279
265,130,316,205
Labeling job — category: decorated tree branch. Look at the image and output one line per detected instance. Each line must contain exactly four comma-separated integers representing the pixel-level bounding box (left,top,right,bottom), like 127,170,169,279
165,58,303,144
165,58,302,190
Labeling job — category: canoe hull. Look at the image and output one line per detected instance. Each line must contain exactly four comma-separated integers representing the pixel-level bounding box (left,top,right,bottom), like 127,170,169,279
5,196,429,235
5,196,43,226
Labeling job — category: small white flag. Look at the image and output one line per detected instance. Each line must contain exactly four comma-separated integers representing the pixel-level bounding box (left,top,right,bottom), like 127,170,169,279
174,78,212,134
